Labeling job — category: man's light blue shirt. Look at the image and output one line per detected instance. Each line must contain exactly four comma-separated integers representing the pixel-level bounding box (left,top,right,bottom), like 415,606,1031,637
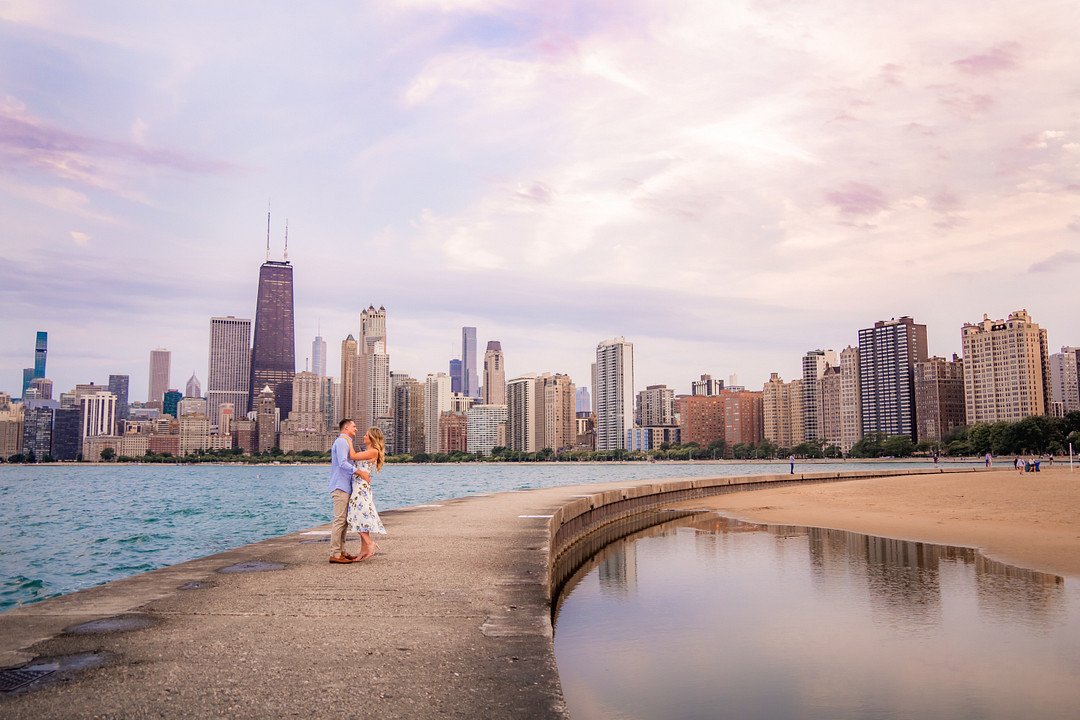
327,435,356,494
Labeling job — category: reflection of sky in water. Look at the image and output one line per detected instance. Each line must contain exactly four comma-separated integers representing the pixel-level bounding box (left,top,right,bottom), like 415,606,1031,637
554,516,1080,720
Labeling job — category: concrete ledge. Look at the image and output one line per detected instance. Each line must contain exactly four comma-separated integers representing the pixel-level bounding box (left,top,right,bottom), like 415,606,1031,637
0,467,973,718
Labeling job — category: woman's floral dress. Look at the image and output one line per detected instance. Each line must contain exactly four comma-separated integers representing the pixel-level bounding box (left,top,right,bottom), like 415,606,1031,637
347,461,385,534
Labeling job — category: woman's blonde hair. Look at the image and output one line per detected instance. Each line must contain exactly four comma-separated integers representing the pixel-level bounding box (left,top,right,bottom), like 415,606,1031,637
366,426,386,471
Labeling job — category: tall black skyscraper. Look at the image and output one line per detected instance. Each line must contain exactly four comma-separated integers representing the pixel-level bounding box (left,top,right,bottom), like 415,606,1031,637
449,358,463,394
249,217,296,414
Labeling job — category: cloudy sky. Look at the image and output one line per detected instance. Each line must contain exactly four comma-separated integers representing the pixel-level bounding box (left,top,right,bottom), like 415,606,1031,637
2,0,1078,401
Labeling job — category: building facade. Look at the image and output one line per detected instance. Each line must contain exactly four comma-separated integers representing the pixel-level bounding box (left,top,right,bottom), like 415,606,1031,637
466,404,508,455
802,349,838,443
541,373,576,452
207,316,251,428
423,372,452,455
506,375,541,452
148,348,171,406
249,259,296,415
691,374,724,396
858,316,928,440
1048,346,1080,417
595,338,634,451
838,346,862,454
483,341,506,406
461,326,480,399
914,355,967,443
108,374,130,422
637,384,675,427
961,310,1050,423
762,374,804,448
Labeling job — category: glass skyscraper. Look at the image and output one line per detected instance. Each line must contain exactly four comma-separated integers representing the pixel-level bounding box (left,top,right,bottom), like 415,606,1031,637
461,326,479,399
35,331,47,378
108,374,130,422
249,260,295,414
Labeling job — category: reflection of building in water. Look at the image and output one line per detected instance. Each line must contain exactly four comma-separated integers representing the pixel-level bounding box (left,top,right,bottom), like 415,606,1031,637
598,542,637,595
974,554,1066,625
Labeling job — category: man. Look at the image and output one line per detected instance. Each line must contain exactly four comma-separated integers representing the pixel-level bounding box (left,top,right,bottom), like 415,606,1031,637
327,418,362,564
789,454,795,475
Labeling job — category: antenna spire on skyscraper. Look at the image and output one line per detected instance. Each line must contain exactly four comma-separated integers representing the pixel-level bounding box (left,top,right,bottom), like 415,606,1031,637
265,202,271,262
284,218,289,261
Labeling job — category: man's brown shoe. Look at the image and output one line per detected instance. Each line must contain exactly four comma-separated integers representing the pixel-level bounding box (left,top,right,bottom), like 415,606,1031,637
329,555,354,564
343,552,358,560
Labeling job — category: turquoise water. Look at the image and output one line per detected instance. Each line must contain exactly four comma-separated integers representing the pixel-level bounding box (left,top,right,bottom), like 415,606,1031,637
0,461,940,611
555,515,1080,720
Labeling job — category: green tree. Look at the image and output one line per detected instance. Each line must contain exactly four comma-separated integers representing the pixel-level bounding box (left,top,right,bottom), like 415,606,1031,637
100,447,116,461
881,435,914,457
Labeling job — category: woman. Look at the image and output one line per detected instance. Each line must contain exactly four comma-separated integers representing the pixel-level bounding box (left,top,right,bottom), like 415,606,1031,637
346,426,387,561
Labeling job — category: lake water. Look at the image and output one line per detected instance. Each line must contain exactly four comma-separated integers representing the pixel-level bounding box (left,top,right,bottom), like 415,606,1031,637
554,514,1080,720
0,460,936,611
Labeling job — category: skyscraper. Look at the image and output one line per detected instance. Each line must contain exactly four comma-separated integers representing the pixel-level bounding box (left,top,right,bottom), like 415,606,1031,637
595,337,634,451
763,373,804,448
34,331,47,379
79,390,117,438
207,317,252,427
914,355,966,442
802,349,837,442
449,359,463,394
506,374,541,452
575,386,591,414
359,306,390,431
249,248,295,415
691,374,724,396
637,384,675,427
858,316,927,441
838,346,862,454
541,373,576,452
392,374,426,455
148,349,171,406
424,372,452,454
185,373,202,399
961,310,1049,423
1048,347,1080,416
461,327,479,399
483,341,506,406
340,335,360,424
108,374,130,423
312,333,327,378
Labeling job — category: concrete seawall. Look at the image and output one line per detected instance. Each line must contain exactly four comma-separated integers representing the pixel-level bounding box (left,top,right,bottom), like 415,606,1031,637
0,468,973,718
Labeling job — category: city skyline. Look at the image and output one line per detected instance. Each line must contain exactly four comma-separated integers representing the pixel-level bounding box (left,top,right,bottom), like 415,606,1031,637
2,2,1079,397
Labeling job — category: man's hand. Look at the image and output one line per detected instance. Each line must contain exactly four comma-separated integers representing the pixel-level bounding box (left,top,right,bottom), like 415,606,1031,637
355,469,371,482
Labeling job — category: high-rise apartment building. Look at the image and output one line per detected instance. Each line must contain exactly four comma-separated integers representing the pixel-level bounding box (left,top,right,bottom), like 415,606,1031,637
506,374,541,452
29,377,53,401
802,349,838,442
359,306,387,353
312,333,327,378
839,346,862,454
423,372,452,455
722,388,764,448
23,405,55,458
914,355,967,443
0,407,23,458
858,316,927,440
392,375,426,455
483,341,506,406
462,327,480,399
163,390,182,418
179,413,211,456
637,384,675,427
52,407,82,460
466,404,508,455
541,373,576,452
961,310,1050,423
691,374,724,396
285,370,325,432
677,395,726,447
438,412,468,453
148,349,172,406
762,373,804,448
820,365,842,450
595,338,634,451
207,316,251,427
1048,347,1080,417
108,374,130,423
249,255,295,415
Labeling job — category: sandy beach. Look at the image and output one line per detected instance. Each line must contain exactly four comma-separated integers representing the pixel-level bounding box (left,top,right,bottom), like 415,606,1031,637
669,468,1080,579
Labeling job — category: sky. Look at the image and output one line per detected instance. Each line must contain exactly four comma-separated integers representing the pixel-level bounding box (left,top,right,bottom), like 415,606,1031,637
2,0,1079,402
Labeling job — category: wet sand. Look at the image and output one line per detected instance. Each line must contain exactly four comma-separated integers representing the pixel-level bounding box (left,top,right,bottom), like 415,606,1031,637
669,468,1080,579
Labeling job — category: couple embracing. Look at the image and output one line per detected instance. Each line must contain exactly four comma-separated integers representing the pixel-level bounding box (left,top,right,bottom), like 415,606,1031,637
327,419,387,564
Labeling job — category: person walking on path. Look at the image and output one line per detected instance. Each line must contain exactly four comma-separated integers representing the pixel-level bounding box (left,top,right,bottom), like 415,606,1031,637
347,426,388,561
789,454,795,475
985,452,992,468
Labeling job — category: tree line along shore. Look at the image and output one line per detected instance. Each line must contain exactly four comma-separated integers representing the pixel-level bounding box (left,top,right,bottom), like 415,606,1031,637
3,413,1077,466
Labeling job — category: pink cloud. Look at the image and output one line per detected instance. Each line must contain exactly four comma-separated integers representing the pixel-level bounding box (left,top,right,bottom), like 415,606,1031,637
952,43,1019,75
0,105,236,184
826,183,889,216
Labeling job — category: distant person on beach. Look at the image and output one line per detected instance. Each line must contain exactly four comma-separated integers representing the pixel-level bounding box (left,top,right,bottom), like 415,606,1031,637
327,419,379,565
346,426,388,561
985,452,992,468
789,454,795,474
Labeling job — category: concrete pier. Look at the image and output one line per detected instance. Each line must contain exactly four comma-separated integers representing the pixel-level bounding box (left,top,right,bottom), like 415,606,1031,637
0,468,972,718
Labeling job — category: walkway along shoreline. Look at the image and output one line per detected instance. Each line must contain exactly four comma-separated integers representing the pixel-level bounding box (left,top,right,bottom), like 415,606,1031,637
0,468,975,718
